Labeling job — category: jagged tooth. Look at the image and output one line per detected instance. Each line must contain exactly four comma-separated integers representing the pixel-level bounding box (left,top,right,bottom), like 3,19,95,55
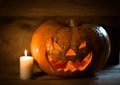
64,68,77,72
65,60,77,72
57,68,62,71
71,68,77,72
64,68,69,72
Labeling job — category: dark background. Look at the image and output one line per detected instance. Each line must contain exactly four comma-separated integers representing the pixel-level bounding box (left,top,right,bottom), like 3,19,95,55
0,0,120,84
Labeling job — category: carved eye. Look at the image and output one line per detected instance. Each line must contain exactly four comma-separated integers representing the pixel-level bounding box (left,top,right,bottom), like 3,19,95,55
65,48,76,56
53,42,62,51
79,40,86,49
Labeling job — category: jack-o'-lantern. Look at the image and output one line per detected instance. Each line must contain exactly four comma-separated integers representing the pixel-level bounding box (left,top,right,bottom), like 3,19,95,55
31,20,110,77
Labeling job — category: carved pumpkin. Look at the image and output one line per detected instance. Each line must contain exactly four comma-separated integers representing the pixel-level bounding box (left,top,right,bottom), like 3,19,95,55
31,20,110,77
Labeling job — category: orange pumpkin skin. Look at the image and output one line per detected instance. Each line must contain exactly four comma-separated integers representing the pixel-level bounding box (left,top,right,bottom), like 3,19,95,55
31,20,110,77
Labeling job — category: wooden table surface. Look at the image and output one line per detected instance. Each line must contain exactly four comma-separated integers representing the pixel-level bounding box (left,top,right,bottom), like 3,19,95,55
0,64,120,85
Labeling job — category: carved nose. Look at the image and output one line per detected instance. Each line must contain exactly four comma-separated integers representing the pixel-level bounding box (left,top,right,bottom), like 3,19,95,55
65,48,76,56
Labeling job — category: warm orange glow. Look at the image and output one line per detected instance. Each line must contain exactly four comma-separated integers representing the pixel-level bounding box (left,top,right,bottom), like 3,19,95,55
53,42,62,51
48,56,53,61
46,39,53,54
24,49,27,56
49,52,92,72
65,48,76,56
64,61,77,72
77,52,92,71
79,40,86,49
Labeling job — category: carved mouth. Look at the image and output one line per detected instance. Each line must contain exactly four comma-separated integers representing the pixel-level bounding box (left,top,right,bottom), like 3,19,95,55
48,52,92,72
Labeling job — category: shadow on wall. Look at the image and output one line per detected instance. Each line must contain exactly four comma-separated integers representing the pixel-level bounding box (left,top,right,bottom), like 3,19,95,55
0,16,119,66
0,17,40,65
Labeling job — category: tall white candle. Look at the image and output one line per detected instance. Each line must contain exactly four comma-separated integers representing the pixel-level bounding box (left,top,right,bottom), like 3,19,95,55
20,49,33,80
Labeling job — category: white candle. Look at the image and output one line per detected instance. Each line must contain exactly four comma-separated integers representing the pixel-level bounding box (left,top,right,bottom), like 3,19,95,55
20,49,33,80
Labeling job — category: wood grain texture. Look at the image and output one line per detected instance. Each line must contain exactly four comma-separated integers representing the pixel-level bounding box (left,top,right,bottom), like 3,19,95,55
0,0,119,16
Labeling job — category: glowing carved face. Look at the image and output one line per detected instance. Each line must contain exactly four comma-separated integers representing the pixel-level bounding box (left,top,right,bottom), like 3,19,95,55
31,20,110,77
46,39,92,72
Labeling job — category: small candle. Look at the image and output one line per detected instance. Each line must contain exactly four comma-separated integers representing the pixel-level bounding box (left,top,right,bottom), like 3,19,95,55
20,49,33,80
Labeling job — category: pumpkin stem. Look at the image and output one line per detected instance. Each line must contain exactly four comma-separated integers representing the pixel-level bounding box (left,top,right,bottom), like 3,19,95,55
70,19,75,27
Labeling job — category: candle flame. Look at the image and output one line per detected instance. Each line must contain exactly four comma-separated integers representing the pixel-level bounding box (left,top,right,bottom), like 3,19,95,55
24,49,27,56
